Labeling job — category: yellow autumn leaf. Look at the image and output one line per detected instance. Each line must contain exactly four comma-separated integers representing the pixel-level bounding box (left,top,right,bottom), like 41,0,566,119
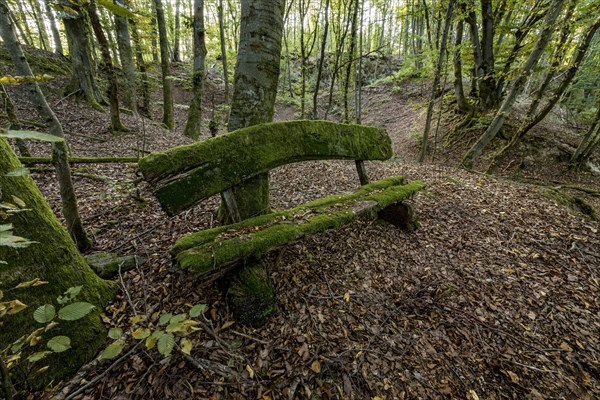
344,292,350,302
145,335,156,350
180,338,193,355
469,389,480,400
0,75,18,85
129,314,147,325
6,300,27,314
0,289,3,300
221,320,235,330
15,278,48,288
372,397,385,400
132,327,151,340
506,370,519,383
246,365,255,379
29,335,42,347
44,321,59,332
11,196,26,208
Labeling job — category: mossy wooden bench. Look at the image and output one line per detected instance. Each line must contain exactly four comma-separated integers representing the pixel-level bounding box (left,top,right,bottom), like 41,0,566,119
139,120,425,325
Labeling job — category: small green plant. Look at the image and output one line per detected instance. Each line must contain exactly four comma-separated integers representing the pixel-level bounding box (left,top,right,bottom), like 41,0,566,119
100,304,208,360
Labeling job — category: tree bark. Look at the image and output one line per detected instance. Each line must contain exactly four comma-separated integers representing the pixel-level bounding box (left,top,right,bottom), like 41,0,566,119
0,137,115,386
114,2,137,113
0,83,31,157
88,0,127,134
60,1,105,109
154,0,174,130
217,0,230,102
183,0,207,140
452,4,471,113
130,20,152,117
462,0,565,169
0,0,92,251
30,0,50,51
173,0,181,62
221,0,285,223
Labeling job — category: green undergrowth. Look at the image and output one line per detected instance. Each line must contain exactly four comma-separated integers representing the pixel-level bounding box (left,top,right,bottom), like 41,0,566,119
542,188,599,221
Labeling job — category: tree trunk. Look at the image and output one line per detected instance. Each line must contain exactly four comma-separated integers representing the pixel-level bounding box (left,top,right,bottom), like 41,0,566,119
0,137,115,386
44,0,63,55
217,0,230,102
221,0,285,222
0,83,31,157
0,0,92,252
30,0,49,51
478,0,499,109
154,0,174,129
173,0,181,62
462,0,565,169
312,0,330,119
183,0,207,140
114,2,137,113
419,0,455,162
452,6,470,113
88,0,127,134
343,0,359,123
60,1,105,109
131,21,152,117
15,0,34,46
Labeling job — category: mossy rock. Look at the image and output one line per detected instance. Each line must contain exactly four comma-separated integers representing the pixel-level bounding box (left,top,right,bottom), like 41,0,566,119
225,262,276,327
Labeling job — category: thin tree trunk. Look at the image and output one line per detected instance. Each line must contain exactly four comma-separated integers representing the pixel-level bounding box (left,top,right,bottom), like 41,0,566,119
30,0,49,51
0,0,91,251
131,21,152,117
217,0,230,102
453,5,470,113
478,0,499,109
419,0,455,162
462,0,565,169
184,0,207,140
356,0,364,124
114,1,137,113
88,0,126,134
154,0,174,129
571,105,600,167
44,0,63,55
15,0,34,46
343,0,359,123
312,0,330,119
173,0,181,62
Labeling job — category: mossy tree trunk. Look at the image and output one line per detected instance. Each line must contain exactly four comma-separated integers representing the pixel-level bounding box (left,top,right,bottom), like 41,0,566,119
153,0,174,130
221,0,285,224
59,1,105,109
0,138,116,387
0,0,92,252
44,0,64,55
183,0,207,140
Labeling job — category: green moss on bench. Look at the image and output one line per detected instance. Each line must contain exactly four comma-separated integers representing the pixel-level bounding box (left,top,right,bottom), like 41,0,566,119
138,120,393,216
173,177,425,276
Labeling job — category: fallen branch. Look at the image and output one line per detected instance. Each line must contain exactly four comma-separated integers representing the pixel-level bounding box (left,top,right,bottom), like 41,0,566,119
19,156,139,164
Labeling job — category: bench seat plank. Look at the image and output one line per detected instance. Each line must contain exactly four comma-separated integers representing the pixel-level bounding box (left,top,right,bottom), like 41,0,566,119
172,176,425,277
138,120,393,216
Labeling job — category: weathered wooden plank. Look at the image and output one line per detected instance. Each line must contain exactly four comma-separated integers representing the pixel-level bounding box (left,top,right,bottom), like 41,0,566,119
138,120,393,216
172,177,425,277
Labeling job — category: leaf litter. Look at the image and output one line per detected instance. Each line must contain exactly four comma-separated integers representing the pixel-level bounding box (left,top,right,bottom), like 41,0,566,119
5,79,599,399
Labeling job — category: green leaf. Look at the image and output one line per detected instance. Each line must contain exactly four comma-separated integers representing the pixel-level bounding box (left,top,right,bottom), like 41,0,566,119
27,351,52,363
99,339,126,360
97,0,134,17
47,336,71,353
158,313,173,326
0,224,12,232
170,313,187,324
108,328,123,339
33,304,56,323
157,332,175,356
57,302,95,321
0,130,64,142
4,167,30,177
189,304,207,318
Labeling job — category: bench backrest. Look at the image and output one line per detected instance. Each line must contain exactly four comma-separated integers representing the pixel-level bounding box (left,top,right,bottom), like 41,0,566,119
139,120,393,216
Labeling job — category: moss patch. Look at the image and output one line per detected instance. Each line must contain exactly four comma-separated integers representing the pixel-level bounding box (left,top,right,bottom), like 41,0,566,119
139,120,393,216
225,263,276,327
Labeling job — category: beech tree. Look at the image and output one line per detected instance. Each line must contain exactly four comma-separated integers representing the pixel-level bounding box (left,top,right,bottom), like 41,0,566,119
153,0,174,129
183,0,207,140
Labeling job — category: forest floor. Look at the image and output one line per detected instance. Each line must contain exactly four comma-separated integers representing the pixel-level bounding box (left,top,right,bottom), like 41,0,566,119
3,55,600,399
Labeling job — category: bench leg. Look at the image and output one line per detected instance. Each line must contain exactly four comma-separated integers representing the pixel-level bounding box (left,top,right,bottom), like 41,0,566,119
224,261,276,327
378,202,419,232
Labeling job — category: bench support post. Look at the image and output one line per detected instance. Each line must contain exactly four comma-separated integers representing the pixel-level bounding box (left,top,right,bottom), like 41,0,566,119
355,160,369,185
